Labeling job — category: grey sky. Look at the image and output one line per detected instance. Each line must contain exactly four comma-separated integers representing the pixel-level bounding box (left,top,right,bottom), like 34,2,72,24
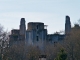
0,0,80,33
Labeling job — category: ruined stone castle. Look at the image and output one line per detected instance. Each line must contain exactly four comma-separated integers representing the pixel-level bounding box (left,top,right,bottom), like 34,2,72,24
9,16,71,48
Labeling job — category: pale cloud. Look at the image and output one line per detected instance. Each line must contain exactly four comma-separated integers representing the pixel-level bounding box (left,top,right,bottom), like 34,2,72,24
0,0,73,33
0,12,65,33
0,0,10,1
0,12,56,19
0,12,58,20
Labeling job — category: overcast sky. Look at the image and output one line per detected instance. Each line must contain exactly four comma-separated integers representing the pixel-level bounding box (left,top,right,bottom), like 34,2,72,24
0,0,80,34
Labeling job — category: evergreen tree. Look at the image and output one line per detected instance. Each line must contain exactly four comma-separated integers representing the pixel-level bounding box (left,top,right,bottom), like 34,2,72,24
54,49,67,60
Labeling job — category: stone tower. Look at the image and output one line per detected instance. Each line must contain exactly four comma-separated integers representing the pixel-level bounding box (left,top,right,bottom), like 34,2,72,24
20,18,26,35
20,18,26,36
26,22,47,50
65,15,71,34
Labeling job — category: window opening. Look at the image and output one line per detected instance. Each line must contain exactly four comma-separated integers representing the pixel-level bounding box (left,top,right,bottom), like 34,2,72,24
37,25,38,29
36,36,39,41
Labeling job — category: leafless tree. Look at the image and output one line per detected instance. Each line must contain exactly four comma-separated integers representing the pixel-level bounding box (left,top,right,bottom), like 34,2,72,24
63,25,80,60
0,24,9,60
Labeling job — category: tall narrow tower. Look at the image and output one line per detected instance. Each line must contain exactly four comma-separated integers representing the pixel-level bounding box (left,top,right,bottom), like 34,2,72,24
65,16,71,34
20,18,26,36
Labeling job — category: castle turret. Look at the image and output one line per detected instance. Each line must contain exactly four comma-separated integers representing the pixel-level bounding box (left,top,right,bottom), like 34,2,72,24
65,15,71,34
20,18,26,36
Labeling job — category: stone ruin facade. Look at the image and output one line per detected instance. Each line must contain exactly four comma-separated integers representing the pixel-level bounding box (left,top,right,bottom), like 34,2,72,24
9,15,71,49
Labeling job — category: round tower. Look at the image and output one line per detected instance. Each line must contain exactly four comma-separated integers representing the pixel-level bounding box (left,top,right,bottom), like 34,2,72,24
65,15,71,34
20,18,26,35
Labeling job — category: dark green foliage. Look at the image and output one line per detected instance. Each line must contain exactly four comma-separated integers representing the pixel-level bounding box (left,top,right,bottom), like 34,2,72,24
54,49,67,60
